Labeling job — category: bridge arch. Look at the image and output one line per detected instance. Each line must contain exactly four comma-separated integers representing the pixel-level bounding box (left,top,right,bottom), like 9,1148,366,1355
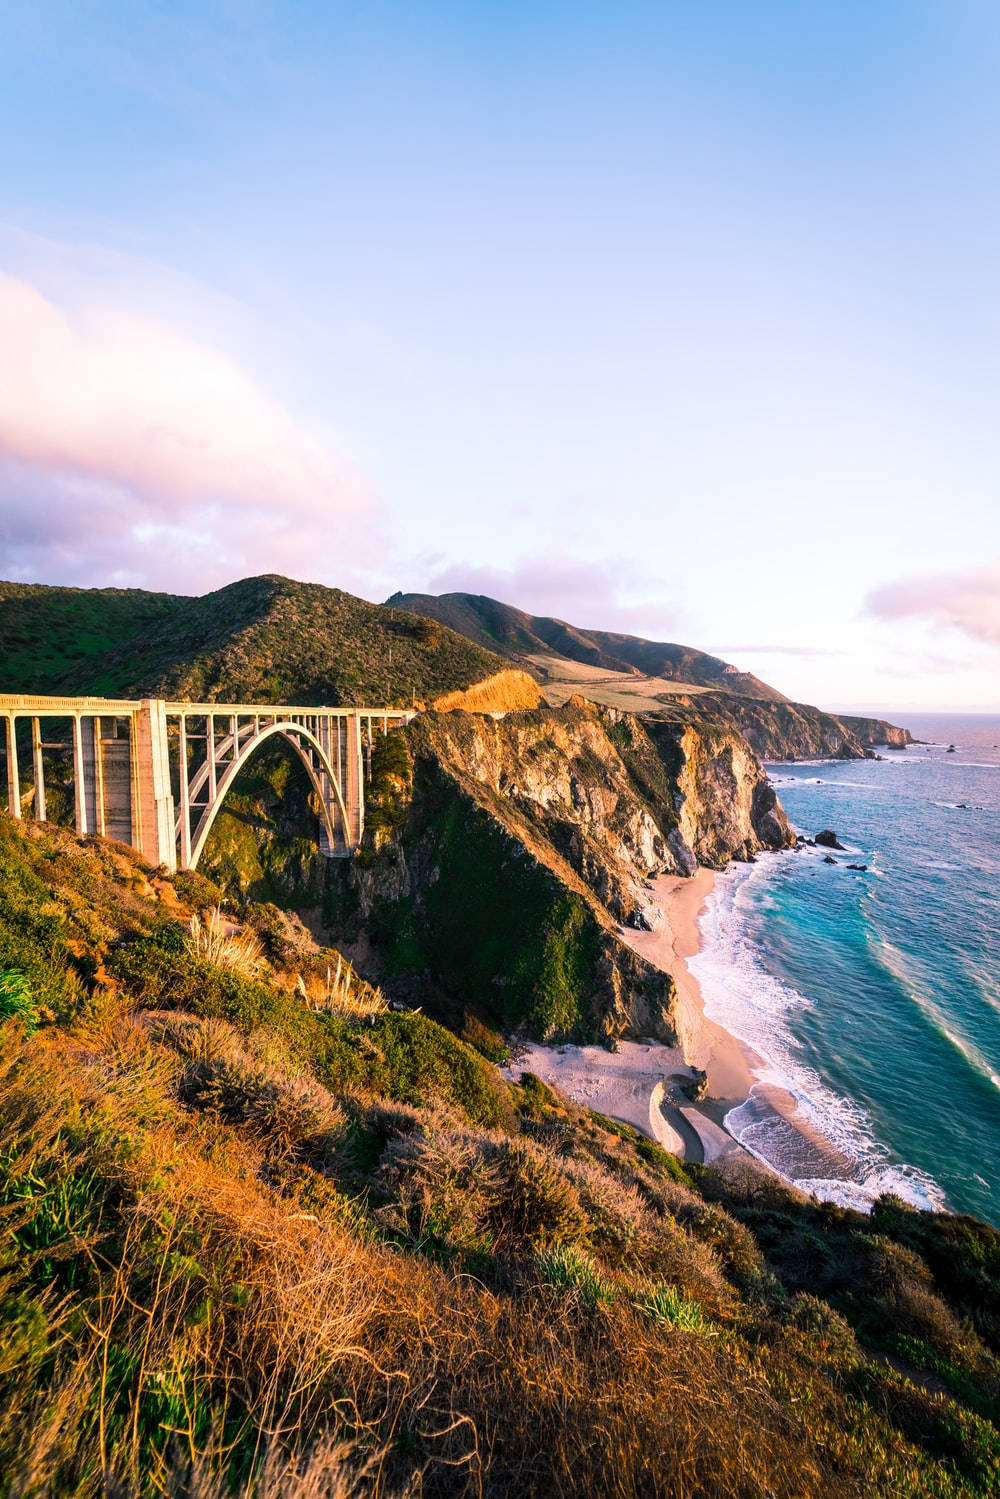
187,719,351,871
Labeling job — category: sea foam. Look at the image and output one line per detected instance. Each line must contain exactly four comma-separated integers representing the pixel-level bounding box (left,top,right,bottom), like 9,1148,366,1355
689,858,948,1213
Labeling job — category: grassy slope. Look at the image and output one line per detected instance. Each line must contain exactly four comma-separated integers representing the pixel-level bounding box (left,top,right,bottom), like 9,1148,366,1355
1,575,509,707
1,812,998,1497
386,589,787,700
0,581,186,694
387,590,911,749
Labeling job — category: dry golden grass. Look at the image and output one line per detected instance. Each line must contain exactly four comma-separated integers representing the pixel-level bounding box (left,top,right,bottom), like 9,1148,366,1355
293,954,388,1019
0,1010,992,1499
432,668,543,714
188,907,265,977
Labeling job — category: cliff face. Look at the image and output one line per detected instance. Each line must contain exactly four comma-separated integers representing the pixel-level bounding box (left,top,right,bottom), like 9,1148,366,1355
343,700,793,1045
839,714,912,750
674,695,911,760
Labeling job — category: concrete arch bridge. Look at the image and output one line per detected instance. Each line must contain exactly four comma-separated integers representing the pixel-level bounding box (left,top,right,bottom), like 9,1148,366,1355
0,695,412,873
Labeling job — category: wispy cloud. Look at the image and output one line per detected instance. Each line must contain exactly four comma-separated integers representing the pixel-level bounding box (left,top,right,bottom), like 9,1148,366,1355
710,643,835,657
0,268,372,591
419,557,685,637
866,562,1000,647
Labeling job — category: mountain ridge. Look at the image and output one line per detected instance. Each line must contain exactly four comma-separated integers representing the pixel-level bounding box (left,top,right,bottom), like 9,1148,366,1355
385,589,788,700
387,589,911,756
0,574,522,709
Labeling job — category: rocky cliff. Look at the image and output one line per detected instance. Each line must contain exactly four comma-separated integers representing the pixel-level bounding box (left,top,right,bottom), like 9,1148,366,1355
668,695,912,760
331,699,793,1045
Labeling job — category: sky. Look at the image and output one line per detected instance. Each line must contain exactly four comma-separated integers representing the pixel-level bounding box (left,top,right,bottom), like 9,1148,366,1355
2,1,999,714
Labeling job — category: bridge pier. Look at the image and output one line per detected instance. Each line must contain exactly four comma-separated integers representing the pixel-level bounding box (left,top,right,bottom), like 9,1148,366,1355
133,700,177,872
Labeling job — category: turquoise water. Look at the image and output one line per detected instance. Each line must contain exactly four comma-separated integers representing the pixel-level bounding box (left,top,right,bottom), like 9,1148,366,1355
689,714,1000,1226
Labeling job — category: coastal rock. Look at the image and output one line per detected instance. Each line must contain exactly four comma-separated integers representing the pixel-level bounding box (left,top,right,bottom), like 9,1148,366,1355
679,1068,709,1103
343,698,794,1044
823,855,837,864
646,719,795,868
674,696,912,761
815,829,846,850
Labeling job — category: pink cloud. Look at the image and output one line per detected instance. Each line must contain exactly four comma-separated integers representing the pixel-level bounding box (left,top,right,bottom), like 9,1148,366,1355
423,557,685,638
866,562,1000,647
0,270,373,588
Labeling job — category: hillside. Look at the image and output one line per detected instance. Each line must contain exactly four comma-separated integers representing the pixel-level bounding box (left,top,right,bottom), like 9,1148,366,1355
387,589,911,756
197,699,793,1042
1,811,998,1497
0,580,185,694
387,590,787,700
0,575,529,709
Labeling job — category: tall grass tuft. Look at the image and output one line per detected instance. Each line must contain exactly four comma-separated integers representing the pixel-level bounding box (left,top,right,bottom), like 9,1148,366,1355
295,954,387,1019
188,907,265,976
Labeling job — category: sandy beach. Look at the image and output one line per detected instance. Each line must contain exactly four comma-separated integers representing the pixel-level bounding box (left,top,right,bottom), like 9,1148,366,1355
507,862,859,1182
505,868,751,1166
622,869,754,1103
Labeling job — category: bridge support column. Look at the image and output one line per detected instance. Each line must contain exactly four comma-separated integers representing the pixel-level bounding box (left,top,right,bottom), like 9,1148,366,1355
76,717,107,837
31,718,45,821
345,711,364,848
4,716,20,819
132,700,176,871
315,715,339,856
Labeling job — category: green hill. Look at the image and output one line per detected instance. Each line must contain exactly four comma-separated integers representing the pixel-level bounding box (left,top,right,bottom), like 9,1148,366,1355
386,589,788,700
0,575,510,707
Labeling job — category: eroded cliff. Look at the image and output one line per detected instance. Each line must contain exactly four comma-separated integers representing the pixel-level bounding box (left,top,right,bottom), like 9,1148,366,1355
339,699,792,1044
671,694,912,761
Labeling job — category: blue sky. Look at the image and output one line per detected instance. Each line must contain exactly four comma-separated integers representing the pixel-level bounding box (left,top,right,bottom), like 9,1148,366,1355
2,1,999,712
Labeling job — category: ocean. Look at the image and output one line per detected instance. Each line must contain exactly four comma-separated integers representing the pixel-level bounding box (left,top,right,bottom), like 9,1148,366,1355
688,713,1000,1227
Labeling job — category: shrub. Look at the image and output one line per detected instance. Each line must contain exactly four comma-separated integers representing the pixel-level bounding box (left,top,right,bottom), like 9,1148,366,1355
460,1012,510,1065
633,1283,711,1334
0,970,38,1032
379,1128,589,1258
537,1244,615,1308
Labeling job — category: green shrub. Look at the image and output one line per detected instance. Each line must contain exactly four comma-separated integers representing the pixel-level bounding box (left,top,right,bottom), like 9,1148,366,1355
537,1244,615,1308
460,1012,510,1065
0,970,38,1031
109,926,511,1128
633,1282,710,1333
635,1135,693,1186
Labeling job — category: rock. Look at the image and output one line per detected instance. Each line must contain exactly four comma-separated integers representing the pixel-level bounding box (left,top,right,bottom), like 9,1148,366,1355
815,829,846,850
947,744,957,753
679,1068,709,1102
846,863,868,871
823,855,837,864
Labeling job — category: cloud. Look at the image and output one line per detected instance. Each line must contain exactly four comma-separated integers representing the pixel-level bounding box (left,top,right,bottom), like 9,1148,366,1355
420,557,685,637
0,268,372,590
709,643,835,657
866,562,1000,647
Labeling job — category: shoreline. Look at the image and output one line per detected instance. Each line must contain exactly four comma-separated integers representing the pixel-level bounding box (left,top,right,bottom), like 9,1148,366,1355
635,862,863,1186
508,855,864,1188
623,868,755,1104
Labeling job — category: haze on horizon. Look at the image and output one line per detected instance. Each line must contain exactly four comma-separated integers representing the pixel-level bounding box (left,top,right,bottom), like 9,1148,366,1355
2,1,999,714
